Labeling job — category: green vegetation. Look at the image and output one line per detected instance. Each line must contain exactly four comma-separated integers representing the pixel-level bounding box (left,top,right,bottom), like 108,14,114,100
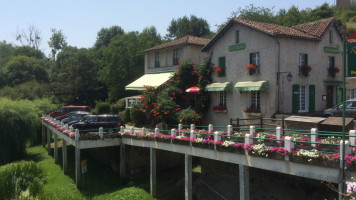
0,98,57,164
0,161,45,200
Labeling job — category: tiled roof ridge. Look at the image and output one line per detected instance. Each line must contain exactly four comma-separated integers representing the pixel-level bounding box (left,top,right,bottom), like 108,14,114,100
292,17,335,38
142,35,210,53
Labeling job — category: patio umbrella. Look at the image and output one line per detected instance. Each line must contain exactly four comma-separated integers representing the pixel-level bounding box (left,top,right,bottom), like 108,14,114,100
185,86,200,93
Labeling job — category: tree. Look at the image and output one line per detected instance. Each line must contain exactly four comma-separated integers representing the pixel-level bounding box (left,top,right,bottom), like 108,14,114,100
13,46,45,60
15,25,42,50
94,26,125,49
48,29,67,60
0,41,14,70
51,47,101,105
2,56,48,86
166,15,211,39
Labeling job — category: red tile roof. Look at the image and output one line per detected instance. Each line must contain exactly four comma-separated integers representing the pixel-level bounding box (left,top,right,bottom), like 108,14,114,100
292,17,335,38
203,17,341,51
142,35,210,53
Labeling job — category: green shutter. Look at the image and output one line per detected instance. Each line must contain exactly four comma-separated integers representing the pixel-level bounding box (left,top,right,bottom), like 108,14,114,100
309,85,315,112
218,57,226,77
249,53,252,64
292,84,299,113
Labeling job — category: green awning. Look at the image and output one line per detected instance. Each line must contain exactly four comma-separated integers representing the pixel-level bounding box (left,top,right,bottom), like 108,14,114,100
234,81,269,91
205,82,232,92
125,72,172,90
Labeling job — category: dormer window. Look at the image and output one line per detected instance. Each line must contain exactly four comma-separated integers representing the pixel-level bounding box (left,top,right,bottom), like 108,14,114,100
155,53,160,68
329,30,333,44
235,31,240,44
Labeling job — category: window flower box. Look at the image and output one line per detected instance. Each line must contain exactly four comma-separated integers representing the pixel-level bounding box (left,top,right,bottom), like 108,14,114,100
213,105,227,112
328,66,340,77
214,66,223,73
299,64,312,77
246,64,258,75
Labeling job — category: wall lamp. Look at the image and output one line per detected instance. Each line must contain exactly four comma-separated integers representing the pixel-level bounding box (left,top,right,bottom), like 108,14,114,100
277,72,293,82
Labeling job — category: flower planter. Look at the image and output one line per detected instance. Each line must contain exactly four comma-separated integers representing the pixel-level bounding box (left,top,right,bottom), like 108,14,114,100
192,142,215,150
290,155,324,166
105,133,121,138
228,137,245,143
250,152,284,160
217,145,245,154
317,144,339,153
294,143,313,150
254,140,280,147
80,134,100,140
141,136,155,141
156,137,171,143
172,139,190,146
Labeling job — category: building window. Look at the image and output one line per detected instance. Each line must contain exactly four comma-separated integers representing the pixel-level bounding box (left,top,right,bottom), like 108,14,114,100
348,89,356,99
249,52,260,74
235,31,240,44
250,91,260,109
299,54,308,66
173,49,179,65
218,91,226,106
328,56,335,67
329,30,333,44
155,53,160,68
298,86,309,112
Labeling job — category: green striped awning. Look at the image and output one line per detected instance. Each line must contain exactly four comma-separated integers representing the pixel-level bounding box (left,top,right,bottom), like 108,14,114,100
125,72,172,90
234,81,269,91
205,82,232,92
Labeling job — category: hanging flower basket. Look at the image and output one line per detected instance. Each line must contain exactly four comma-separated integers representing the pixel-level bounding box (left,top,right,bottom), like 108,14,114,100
246,64,258,75
328,66,340,78
300,64,312,77
214,66,223,73
213,105,227,111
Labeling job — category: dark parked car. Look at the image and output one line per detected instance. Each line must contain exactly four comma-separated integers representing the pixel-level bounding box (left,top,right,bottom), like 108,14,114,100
324,99,356,118
67,114,96,126
55,110,88,121
61,111,91,124
50,106,90,118
71,114,125,132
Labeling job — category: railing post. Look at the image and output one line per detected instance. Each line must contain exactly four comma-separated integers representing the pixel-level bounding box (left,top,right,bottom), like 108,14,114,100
311,128,317,148
155,128,160,136
249,126,255,135
99,127,103,139
244,134,252,145
227,125,232,138
284,136,294,161
190,124,195,131
65,124,69,130
120,126,125,134
130,127,134,135
208,124,213,134
214,131,220,150
190,130,195,146
178,124,183,134
276,127,282,140
349,130,356,146
171,128,177,137
75,129,79,140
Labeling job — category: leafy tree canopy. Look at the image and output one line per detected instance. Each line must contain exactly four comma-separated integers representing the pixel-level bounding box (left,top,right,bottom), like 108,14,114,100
94,26,125,49
166,15,211,39
48,28,67,59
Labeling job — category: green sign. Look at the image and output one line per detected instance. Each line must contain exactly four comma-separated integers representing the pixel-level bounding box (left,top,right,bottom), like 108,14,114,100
324,46,339,54
348,43,356,77
228,43,246,52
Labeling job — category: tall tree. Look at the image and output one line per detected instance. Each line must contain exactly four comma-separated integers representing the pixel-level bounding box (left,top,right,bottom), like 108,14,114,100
48,29,67,60
166,15,211,39
94,26,125,49
15,25,42,50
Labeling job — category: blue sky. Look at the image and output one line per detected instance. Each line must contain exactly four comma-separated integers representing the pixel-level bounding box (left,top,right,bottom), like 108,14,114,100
0,0,334,55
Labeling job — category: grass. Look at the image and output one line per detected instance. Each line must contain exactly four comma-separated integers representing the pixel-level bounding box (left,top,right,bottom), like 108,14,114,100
23,144,191,200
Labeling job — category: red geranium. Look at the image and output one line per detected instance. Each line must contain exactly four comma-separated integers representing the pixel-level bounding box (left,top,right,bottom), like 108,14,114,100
246,64,257,70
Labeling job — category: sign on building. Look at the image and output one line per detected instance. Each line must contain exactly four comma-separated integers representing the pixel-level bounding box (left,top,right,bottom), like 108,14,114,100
349,42,356,77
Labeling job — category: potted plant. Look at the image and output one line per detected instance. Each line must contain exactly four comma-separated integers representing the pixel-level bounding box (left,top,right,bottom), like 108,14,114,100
246,64,258,75
300,64,312,76
328,66,340,77
213,105,227,112
214,66,223,73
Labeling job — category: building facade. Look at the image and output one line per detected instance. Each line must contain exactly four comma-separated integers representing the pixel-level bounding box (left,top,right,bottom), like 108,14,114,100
202,17,344,125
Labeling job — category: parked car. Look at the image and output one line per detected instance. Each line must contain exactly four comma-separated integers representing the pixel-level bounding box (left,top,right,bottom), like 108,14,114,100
67,115,96,126
71,114,125,132
55,111,84,121
323,99,356,118
49,106,90,118
61,111,91,124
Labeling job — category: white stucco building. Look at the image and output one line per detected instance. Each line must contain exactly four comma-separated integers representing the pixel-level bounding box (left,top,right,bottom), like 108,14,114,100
202,17,345,125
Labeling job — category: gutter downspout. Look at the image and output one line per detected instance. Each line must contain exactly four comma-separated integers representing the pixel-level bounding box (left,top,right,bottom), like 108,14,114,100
274,37,281,113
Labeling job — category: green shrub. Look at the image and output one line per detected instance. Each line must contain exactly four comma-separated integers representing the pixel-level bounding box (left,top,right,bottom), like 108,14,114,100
0,161,45,200
177,107,202,125
124,108,131,122
117,98,126,112
94,101,111,114
130,107,145,126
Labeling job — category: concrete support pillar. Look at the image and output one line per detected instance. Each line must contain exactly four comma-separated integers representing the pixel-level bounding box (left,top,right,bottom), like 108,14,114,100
47,128,51,155
150,148,156,196
227,125,232,137
75,146,81,187
62,140,67,173
185,154,192,200
276,127,282,140
42,125,46,147
120,144,126,184
284,136,294,161
239,165,250,200
54,133,58,163
249,126,255,135
349,130,356,146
